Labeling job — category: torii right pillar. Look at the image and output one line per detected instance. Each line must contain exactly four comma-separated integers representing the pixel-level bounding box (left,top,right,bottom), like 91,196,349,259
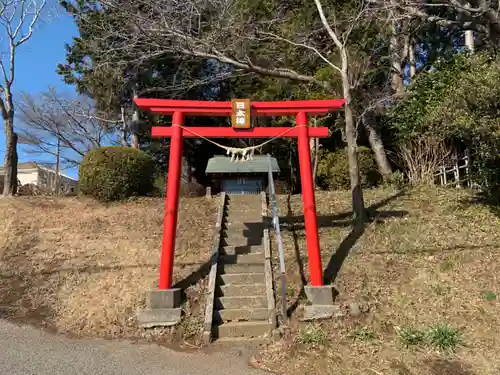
296,111,338,319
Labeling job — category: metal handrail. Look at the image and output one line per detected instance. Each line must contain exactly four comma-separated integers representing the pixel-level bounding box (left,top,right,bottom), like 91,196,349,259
267,154,287,322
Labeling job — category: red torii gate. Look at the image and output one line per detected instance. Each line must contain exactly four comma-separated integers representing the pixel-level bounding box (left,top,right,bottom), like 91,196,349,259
134,98,345,292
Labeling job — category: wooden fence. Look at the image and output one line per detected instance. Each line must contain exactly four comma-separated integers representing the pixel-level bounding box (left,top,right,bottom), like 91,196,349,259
434,148,472,188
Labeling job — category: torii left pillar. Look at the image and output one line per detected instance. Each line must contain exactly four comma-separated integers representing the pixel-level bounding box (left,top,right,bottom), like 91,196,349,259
136,111,184,328
158,111,184,290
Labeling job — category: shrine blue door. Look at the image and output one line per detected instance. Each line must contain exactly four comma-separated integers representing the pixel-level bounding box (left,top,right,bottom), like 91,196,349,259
222,178,262,195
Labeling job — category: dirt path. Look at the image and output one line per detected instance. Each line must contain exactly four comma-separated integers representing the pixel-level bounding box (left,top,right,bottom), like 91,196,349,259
0,319,267,375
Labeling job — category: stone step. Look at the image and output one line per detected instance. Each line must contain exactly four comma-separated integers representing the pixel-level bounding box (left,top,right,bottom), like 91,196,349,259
226,197,261,203
214,308,268,323
223,228,263,238
221,230,263,241
225,201,261,207
218,262,264,274
224,209,262,216
225,204,261,211
226,201,261,208
219,253,264,265
215,296,267,310
223,220,263,229
218,272,265,285
216,283,266,297
220,245,264,256
212,337,269,345
222,221,264,230
212,321,272,339
220,236,263,247
223,217,263,226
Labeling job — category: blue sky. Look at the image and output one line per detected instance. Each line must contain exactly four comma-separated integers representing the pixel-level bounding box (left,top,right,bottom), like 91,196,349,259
0,12,79,178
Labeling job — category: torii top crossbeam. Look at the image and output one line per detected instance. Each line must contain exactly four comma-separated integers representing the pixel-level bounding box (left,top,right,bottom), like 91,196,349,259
135,98,345,116
135,98,345,139
133,98,345,292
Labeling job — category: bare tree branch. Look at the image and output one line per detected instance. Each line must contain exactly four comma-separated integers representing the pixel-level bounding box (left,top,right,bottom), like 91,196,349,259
89,0,331,90
257,31,342,73
0,0,47,195
313,0,345,50
384,0,499,35
0,0,47,86
17,89,116,168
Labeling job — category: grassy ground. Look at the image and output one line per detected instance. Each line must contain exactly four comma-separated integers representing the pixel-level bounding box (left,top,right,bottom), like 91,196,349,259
0,196,217,345
1,188,498,374
261,186,500,375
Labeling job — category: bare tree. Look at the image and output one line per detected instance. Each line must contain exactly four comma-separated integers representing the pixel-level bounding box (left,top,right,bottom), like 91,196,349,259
379,0,492,92
398,135,450,185
389,0,500,43
311,0,367,220
389,6,406,94
0,0,46,196
17,88,116,168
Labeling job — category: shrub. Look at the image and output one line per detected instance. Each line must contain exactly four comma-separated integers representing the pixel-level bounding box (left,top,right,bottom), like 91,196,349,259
397,136,449,185
296,324,329,348
317,146,381,190
397,324,463,352
152,176,166,197
481,291,497,301
180,181,205,197
397,326,426,348
153,175,205,197
472,153,500,205
382,171,406,188
79,146,155,202
426,324,463,352
351,326,376,341
387,52,500,201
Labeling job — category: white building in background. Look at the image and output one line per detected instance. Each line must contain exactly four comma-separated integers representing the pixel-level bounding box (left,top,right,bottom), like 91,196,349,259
0,162,78,194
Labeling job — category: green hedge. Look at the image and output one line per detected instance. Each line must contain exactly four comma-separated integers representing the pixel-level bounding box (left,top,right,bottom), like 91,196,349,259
317,146,381,190
79,146,155,201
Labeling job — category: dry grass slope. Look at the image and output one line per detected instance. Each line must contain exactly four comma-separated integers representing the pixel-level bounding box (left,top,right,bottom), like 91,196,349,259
262,186,500,375
0,196,217,344
1,187,498,375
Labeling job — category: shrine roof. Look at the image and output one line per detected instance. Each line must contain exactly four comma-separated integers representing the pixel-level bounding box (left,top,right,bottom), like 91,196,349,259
205,155,280,174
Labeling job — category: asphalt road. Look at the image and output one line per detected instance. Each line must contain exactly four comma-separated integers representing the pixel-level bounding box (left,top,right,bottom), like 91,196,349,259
0,320,267,375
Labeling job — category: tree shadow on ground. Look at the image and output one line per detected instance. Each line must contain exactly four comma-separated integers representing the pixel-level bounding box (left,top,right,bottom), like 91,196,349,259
458,192,500,218
174,261,212,292
0,255,212,331
0,207,265,318
0,231,60,329
389,358,476,375
0,222,214,325
284,189,408,317
428,359,476,375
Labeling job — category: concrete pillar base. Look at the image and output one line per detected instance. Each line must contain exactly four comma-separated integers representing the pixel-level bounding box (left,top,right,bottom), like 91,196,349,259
302,285,340,321
137,288,183,328
137,308,182,328
302,304,344,321
146,288,182,309
304,284,337,305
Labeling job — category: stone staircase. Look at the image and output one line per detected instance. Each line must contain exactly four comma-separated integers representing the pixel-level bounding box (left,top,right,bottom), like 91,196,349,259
211,194,274,340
